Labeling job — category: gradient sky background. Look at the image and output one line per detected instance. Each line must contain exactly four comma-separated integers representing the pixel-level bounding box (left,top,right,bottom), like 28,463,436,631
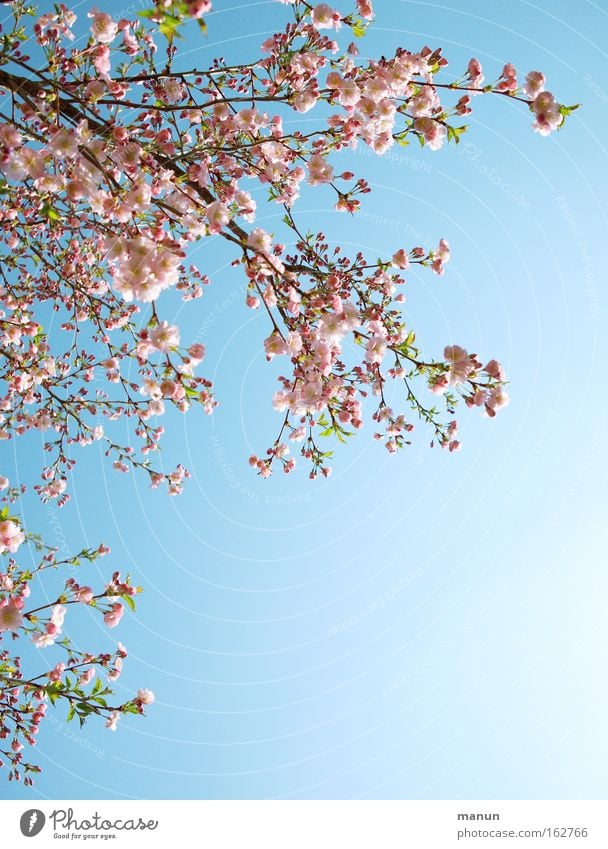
1,0,607,800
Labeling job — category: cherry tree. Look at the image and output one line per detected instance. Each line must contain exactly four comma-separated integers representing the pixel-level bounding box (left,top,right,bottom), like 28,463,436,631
0,0,575,784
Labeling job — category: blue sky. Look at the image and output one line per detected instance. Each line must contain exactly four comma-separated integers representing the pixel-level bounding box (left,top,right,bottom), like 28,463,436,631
1,0,607,800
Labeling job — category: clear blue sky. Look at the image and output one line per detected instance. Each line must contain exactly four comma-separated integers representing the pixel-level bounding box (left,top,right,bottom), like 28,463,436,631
2,0,607,800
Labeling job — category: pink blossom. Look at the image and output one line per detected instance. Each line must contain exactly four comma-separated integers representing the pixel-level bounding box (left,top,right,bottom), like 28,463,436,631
327,74,361,107
356,0,374,20
307,154,334,185
432,239,450,275
136,688,155,705
413,117,446,151
311,4,341,30
206,201,230,234
293,88,319,113
93,45,111,78
444,344,475,384
497,63,518,93
103,602,124,628
0,125,22,149
186,0,212,18
366,336,387,364
467,58,484,88
105,710,120,731
188,343,206,361
484,359,505,380
51,605,66,629
0,599,23,632
485,387,510,416
89,9,118,44
298,380,324,413
524,71,545,100
160,379,180,399
79,667,96,686
455,95,472,116
392,249,410,270
264,332,288,359
32,631,57,649
76,586,94,603
160,79,185,105
531,91,563,136
108,657,123,681
48,663,65,682
247,228,272,255
48,128,79,159
150,321,180,352
0,519,25,554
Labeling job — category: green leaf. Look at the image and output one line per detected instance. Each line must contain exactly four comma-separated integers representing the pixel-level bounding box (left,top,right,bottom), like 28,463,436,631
447,124,468,144
45,681,64,705
559,103,580,118
123,594,136,612
159,15,183,41
41,203,61,221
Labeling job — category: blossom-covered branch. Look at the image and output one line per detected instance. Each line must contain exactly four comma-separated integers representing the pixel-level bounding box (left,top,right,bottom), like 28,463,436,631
0,511,151,784
0,0,575,784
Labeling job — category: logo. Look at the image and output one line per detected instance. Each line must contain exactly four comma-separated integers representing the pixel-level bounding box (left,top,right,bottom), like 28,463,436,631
19,810,46,838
